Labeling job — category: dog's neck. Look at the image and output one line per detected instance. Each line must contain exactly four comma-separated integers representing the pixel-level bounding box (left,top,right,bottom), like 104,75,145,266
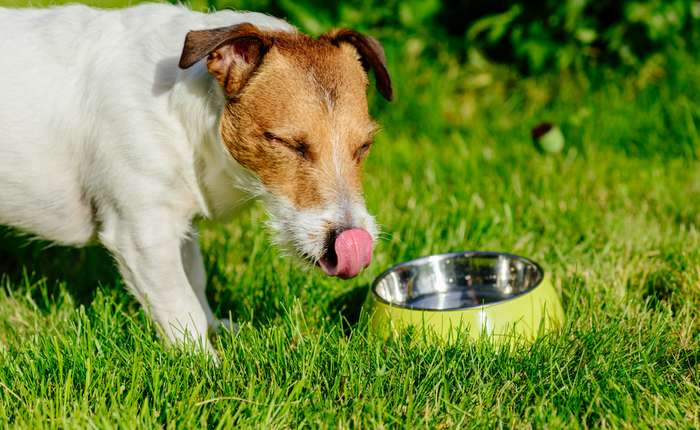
163,12,297,221
169,63,255,220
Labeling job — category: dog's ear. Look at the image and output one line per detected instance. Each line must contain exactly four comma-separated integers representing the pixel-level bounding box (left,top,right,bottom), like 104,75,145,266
321,29,393,101
179,23,272,96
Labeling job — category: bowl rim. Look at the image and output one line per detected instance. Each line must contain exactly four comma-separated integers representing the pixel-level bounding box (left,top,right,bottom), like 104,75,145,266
370,251,545,312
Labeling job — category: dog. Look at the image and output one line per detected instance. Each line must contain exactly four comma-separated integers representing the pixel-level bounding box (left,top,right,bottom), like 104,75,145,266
0,3,392,354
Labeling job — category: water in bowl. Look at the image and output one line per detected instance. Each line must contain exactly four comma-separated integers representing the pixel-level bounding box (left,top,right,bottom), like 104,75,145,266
404,285,511,310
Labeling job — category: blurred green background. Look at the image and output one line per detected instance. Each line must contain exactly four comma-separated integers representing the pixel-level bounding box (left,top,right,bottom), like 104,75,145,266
2,1,698,161
3,0,698,73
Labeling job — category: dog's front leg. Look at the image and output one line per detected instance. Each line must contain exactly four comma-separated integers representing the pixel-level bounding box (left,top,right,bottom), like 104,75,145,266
181,229,238,334
99,210,212,354
180,228,223,330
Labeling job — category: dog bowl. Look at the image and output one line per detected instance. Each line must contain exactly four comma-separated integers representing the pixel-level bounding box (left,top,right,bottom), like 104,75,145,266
365,252,564,343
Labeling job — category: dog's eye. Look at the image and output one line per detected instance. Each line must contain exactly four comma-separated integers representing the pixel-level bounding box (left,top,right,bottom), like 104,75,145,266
292,140,310,159
264,132,311,161
354,141,373,161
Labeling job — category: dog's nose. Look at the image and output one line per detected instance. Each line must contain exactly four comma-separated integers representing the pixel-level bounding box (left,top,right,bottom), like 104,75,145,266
318,228,373,279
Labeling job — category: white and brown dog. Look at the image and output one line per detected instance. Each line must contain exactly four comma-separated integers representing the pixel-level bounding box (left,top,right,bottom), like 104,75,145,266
0,3,392,353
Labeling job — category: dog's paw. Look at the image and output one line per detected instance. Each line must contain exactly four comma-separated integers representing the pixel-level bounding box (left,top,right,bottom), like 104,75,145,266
206,343,221,365
212,318,239,334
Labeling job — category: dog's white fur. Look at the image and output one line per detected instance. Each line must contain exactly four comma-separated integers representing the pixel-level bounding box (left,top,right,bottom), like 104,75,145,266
0,3,376,354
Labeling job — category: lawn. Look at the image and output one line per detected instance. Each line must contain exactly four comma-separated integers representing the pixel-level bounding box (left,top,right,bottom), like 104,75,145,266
1,1,700,428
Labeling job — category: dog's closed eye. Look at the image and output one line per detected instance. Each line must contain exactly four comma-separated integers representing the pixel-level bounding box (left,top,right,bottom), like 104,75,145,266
354,141,373,162
263,131,311,160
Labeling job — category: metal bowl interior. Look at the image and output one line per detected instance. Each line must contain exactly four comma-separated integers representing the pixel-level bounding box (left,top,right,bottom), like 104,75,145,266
372,252,544,311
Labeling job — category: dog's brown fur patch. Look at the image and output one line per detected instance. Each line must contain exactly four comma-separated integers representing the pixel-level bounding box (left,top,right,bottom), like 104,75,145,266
218,31,381,209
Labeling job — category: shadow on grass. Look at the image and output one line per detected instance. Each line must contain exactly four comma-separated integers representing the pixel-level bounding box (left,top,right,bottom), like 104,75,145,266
0,227,119,310
0,226,262,324
328,284,370,335
1,226,349,328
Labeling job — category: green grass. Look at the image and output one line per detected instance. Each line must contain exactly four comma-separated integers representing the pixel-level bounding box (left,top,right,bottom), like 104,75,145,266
2,2,700,428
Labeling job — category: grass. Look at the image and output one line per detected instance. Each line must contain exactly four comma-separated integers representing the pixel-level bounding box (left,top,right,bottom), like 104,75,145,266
2,1,700,428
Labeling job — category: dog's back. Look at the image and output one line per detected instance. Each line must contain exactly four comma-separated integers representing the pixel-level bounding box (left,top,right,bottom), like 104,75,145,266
4,7,105,237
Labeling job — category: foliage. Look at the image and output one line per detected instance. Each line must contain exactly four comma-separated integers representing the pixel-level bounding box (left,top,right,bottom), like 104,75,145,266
458,0,700,72
188,0,700,73
3,0,696,72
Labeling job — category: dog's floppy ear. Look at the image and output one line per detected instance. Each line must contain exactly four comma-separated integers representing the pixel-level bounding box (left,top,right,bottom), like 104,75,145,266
321,29,393,101
179,23,273,96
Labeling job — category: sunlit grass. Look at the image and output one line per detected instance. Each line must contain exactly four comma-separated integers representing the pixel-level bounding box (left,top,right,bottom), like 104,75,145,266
1,1,699,427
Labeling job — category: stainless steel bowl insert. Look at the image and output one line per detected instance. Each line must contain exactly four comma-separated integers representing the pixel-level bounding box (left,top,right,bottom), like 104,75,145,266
372,252,544,311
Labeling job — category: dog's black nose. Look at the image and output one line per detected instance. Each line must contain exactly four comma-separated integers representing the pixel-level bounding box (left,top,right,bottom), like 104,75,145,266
321,228,343,266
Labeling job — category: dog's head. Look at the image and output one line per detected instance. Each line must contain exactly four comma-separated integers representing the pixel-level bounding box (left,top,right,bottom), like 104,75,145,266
179,24,392,279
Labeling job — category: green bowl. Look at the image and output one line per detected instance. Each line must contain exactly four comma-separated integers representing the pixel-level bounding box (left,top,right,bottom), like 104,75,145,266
364,252,564,343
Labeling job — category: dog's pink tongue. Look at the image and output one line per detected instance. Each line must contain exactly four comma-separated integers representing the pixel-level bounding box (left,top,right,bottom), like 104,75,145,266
322,229,373,279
